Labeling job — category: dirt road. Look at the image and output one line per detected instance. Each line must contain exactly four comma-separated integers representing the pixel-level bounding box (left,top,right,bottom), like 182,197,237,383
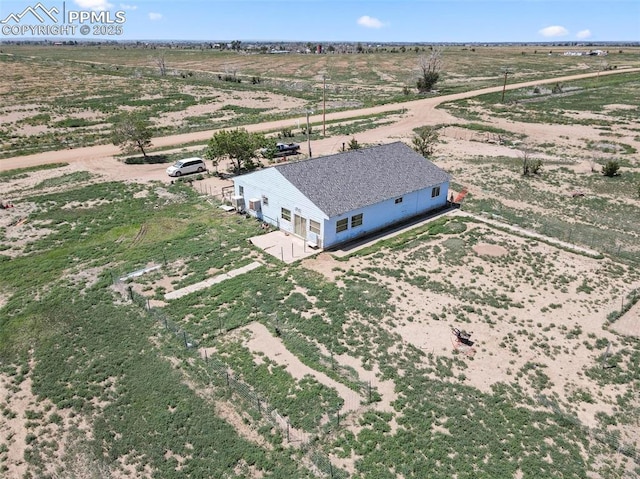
1,67,638,177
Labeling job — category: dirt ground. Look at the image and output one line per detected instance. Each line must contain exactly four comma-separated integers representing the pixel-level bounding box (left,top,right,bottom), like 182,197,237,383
1,67,639,477
1,67,638,178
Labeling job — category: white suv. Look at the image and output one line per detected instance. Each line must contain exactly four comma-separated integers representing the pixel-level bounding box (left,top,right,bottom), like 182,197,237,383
166,158,206,177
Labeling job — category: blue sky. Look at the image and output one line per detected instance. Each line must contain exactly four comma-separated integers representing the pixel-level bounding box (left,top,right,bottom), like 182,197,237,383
1,0,639,42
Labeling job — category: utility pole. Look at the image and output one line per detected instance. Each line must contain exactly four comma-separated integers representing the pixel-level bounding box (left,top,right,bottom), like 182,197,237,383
501,69,511,103
322,75,327,138
306,110,312,158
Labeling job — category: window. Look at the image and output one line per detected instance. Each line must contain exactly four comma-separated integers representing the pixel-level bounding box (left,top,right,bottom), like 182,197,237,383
351,213,363,228
336,218,348,233
310,220,321,235
239,186,244,196
395,197,403,204
281,208,291,222
262,195,269,205
431,186,441,198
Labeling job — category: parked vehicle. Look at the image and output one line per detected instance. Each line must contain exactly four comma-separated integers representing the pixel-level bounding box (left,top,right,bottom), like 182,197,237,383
260,142,301,158
166,158,206,177
274,142,301,156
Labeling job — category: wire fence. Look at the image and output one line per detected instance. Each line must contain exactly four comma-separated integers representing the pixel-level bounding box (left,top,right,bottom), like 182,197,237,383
113,270,350,478
111,249,638,479
537,394,640,476
461,198,639,265
192,180,226,201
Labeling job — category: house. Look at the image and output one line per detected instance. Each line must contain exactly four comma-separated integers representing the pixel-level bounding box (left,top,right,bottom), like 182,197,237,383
231,142,450,249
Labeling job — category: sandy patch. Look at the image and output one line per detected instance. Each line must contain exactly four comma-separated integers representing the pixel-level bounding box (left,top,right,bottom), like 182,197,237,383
301,219,633,431
603,103,637,111
243,322,363,414
472,242,509,257
300,252,344,282
610,300,640,338
0,361,94,478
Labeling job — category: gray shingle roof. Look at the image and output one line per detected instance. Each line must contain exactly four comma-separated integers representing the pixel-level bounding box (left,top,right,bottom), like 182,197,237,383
275,141,450,217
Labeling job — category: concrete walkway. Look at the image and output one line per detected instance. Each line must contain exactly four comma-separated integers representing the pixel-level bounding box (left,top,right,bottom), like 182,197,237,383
164,261,262,300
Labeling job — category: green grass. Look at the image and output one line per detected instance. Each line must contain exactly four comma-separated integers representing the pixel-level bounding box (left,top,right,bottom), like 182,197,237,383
1,175,637,477
1,44,639,473
0,162,69,181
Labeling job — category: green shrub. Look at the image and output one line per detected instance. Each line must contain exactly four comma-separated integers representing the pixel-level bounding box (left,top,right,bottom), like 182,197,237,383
602,160,620,177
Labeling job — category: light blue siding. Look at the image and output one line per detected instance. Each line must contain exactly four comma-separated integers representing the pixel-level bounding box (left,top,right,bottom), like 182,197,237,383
234,168,448,250
323,182,449,248
233,168,328,244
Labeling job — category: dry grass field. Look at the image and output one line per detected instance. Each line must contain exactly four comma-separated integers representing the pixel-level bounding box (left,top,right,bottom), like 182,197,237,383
1,44,639,156
0,44,639,478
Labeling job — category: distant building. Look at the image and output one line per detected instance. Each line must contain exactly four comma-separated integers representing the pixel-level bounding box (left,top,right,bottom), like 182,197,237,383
232,142,450,249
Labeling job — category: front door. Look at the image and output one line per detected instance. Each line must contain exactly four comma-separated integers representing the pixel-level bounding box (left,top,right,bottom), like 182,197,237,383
294,215,307,239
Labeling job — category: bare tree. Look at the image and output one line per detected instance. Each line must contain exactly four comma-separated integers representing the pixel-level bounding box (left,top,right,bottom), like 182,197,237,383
417,47,443,93
520,143,542,176
155,51,166,76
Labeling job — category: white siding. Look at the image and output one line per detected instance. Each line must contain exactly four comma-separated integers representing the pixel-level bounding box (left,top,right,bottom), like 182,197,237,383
233,168,328,245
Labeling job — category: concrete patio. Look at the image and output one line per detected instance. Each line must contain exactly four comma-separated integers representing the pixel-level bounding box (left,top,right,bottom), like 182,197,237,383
249,230,321,264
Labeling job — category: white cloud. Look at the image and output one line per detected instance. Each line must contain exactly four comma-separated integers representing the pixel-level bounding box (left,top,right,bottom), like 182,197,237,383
120,4,138,10
357,15,384,29
148,12,162,21
539,25,569,37
73,0,114,11
576,29,592,39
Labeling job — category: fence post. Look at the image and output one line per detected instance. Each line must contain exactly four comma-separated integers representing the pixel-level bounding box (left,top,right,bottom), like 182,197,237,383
226,372,230,387
287,420,290,443
368,381,372,403
183,331,188,348
128,286,134,301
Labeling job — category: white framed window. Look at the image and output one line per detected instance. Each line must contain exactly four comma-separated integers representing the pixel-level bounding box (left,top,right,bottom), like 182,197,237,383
431,186,441,198
310,220,321,235
239,186,244,196
336,218,348,233
351,213,363,228
262,195,269,205
395,197,403,204
281,208,291,221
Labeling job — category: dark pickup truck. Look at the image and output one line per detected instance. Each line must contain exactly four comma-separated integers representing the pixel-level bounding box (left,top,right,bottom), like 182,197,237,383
262,142,301,158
